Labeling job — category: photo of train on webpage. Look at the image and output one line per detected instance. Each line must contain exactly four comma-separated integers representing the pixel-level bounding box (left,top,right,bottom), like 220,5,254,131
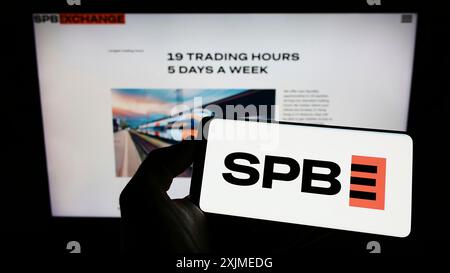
111,88,275,177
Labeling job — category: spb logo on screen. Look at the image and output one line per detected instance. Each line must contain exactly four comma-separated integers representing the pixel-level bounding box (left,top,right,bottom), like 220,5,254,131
222,153,386,210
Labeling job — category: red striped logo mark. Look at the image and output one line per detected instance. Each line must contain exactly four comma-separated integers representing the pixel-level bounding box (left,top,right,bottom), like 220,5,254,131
349,155,386,210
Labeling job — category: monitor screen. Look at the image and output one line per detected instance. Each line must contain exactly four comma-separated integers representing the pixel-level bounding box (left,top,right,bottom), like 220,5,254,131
33,13,417,217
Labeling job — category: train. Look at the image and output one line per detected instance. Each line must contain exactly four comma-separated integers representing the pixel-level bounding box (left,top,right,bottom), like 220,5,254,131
136,108,213,142
135,89,275,143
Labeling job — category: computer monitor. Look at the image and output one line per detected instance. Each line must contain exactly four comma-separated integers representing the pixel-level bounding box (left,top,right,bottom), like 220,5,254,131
32,13,417,217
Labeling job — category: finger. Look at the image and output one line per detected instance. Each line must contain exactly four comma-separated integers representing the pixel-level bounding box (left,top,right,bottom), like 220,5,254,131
140,140,197,181
120,140,198,209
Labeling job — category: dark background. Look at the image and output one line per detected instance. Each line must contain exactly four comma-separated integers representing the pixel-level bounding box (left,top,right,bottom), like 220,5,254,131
3,0,449,258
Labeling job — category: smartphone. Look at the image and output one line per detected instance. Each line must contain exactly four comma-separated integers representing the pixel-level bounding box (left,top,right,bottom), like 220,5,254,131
190,118,413,237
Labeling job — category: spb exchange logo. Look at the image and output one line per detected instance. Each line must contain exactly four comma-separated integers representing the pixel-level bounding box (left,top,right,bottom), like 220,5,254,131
199,119,413,237
33,13,125,24
222,153,386,210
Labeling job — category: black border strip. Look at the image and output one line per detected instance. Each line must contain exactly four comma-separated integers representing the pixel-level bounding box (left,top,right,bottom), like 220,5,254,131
350,177,376,186
351,164,378,173
349,190,377,200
